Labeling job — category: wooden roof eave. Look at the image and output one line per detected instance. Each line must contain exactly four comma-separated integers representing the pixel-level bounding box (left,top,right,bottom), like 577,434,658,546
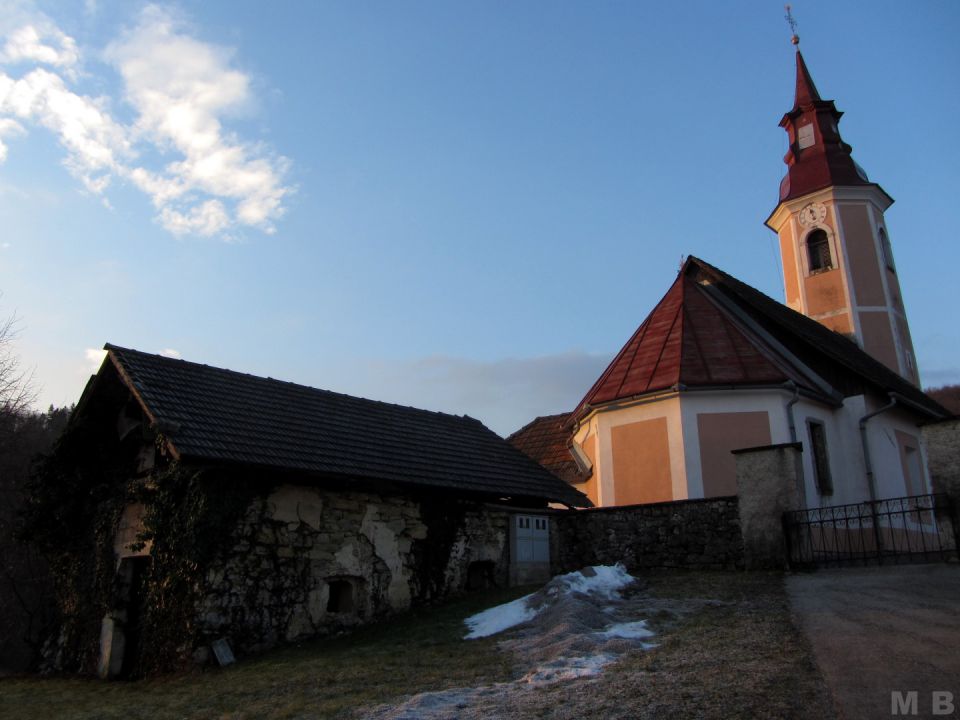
105,347,182,462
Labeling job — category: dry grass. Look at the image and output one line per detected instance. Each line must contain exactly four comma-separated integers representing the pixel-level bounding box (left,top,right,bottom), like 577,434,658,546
489,571,835,720
0,572,833,720
0,586,528,720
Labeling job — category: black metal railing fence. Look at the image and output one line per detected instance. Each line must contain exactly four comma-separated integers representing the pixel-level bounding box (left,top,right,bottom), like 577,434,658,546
784,493,959,568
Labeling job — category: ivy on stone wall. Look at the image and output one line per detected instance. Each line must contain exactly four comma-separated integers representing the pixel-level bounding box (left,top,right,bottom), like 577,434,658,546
129,465,265,675
23,405,267,676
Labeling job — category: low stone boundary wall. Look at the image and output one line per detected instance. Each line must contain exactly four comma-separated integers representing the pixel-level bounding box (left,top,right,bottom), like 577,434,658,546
552,496,743,573
923,417,960,499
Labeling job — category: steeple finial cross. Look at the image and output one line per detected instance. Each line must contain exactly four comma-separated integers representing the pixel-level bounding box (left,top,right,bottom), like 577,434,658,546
785,5,800,46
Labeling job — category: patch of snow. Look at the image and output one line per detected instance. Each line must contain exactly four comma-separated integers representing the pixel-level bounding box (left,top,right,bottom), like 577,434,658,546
463,593,537,639
364,566,720,719
598,620,655,640
523,654,616,685
463,564,635,640
553,564,634,599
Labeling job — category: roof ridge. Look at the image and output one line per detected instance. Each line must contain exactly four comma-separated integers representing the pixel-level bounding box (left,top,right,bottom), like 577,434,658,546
683,258,948,417
104,344,488,427
505,412,570,441
569,272,686,422
682,282,711,382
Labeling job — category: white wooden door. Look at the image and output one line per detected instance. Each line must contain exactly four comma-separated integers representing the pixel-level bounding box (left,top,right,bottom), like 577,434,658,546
515,515,549,563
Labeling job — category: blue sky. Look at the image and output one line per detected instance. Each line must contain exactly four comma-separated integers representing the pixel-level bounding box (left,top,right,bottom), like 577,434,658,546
1,0,957,436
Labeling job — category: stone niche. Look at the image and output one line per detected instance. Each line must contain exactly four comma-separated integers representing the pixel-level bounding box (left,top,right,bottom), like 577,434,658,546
191,484,513,657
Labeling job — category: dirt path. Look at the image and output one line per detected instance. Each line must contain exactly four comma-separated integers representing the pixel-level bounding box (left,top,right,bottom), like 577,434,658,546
786,564,960,720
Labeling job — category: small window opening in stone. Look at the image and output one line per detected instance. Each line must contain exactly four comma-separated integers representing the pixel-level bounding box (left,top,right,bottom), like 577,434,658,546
326,580,355,614
807,229,832,272
467,560,496,591
798,123,815,150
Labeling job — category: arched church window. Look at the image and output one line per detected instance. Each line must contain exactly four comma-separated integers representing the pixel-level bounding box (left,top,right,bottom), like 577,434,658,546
879,227,896,273
807,229,832,272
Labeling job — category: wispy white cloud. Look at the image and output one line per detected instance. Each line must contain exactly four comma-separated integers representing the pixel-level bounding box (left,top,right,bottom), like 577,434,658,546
159,348,181,359
105,6,289,235
0,3,290,238
0,67,130,192
0,23,78,69
85,347,107,371
0,116,24,161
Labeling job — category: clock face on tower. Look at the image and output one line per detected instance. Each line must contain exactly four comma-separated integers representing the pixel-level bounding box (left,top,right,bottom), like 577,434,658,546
798,202,827,227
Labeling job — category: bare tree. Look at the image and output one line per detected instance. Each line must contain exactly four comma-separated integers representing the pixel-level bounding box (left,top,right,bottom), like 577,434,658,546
0,310,35,421
0,306,54,673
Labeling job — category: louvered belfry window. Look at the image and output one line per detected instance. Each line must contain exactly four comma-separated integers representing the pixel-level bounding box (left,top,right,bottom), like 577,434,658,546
807,229,832,272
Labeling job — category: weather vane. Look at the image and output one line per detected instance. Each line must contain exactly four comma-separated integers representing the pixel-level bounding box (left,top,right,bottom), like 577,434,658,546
784,4,800,45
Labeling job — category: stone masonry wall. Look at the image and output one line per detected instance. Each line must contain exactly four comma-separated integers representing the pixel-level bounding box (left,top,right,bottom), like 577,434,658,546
922,418,960,499
193,484,510,656
551,496,743,574
734,443,802,570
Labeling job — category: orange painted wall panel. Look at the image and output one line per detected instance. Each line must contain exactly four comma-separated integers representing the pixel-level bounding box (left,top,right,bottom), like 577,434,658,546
611,418,672,505
804,268,846,317
697,411,772,497
838,205,886,307
859,311,900,373
779,224,801,308
818,312,854,335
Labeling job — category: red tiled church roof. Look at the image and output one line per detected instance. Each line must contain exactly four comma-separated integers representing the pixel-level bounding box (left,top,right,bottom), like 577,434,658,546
569,264,800,421
565,256,948,425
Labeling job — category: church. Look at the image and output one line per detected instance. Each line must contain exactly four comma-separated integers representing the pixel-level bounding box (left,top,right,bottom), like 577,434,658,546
509,41,951,510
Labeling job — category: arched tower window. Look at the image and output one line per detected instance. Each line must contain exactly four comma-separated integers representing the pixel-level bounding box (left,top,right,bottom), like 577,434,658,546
807,229,832,272
879,227,896,273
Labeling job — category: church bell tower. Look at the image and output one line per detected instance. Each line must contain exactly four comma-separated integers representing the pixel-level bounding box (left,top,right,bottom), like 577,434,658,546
765,34,920,386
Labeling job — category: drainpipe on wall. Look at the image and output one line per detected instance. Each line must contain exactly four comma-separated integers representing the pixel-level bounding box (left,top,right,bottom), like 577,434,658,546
784,381,801,443
859,394,898,562
783,381,804,507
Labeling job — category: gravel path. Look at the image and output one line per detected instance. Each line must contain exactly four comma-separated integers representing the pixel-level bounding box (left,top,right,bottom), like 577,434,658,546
786,564,960,720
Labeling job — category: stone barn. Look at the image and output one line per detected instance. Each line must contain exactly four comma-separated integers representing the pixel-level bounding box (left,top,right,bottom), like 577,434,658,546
33,345,586,678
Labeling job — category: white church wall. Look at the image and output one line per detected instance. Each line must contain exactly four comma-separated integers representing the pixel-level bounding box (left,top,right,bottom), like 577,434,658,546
794,396,869,509
794,395,931,509
863,404,931,501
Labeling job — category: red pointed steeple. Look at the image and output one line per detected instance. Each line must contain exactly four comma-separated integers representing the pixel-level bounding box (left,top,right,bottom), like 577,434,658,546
776,49,872,202
792,50,822,109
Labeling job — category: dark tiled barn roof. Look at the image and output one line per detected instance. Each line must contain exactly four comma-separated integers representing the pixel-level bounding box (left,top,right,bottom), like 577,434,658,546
506,413,585,485
103,345,589,507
